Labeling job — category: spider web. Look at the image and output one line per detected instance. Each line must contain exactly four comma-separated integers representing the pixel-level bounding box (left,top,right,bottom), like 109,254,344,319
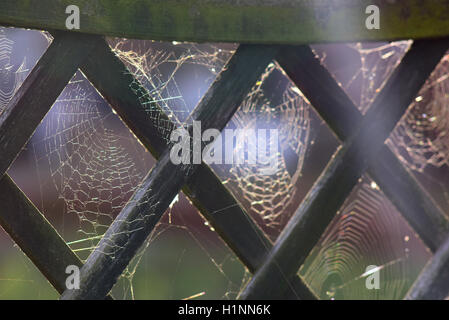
297,42,449,299
1,26,449,300
0,28,28,115
0,27,56,298
388,52,449,215
6,33,249,299
312,41,412,114
299,175,430,299
209,62,321,238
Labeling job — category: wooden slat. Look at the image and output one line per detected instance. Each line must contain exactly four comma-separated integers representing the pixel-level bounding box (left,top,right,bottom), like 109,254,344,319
239,39,449,299
368,151,449,252
0,31,98,177
0,175,84,294
78,38,315,299
184,165,315,300
406,235,449,300
277,45,449,252
60,44,281,300
0,32,114,299
2,0,449,44
0,175,114,299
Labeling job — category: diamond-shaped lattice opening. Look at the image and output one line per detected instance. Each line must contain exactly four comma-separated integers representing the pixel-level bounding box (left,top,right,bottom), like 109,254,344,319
0,26,51,116
106,37,237,126
0,26,55,298
8,71,155,261
4,39,250,299
2,27,445,300
388,49,449,216
311,41,411,114
208,62,340,240
298,175,431,300
110,193,247,300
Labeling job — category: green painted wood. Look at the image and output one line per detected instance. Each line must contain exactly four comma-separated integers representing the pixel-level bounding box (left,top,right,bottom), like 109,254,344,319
240,38,449,300
1,0,449,44
277,45,449,253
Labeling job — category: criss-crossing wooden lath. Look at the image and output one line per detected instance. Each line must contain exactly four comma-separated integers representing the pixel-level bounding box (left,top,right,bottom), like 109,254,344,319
0,0,449,300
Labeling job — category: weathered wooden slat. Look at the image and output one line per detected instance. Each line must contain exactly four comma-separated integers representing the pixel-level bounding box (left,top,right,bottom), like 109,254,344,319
0,175,84,294
0,31,98,177
368,151,449,252
406,235,449,300
184,165,315,300
0,175,114,299
239,39,449,299
277,45,449,252
78,37,315,299
60,44,282,300
0,31,111,299
2,0,449,44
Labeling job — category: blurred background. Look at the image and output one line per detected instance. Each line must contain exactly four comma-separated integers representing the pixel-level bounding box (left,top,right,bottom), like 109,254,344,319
0,26,448,299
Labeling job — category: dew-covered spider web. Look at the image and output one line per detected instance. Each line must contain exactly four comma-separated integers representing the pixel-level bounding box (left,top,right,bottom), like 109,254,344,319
298,42,449,299
5,31,249,299
0,34,21,113
107,39,339,241
0,27,55,298
312,41,412,114
0,28,36,115
299,175,430,299
1,26,449,300
208,62,336,238
388,52,449,215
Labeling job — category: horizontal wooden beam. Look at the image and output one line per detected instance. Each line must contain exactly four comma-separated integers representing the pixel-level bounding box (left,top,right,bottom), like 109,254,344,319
2,0,449,44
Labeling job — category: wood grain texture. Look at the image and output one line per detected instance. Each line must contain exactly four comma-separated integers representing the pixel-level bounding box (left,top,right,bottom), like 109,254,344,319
240,39,449,300
1,0,449,44
277,45,449,253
